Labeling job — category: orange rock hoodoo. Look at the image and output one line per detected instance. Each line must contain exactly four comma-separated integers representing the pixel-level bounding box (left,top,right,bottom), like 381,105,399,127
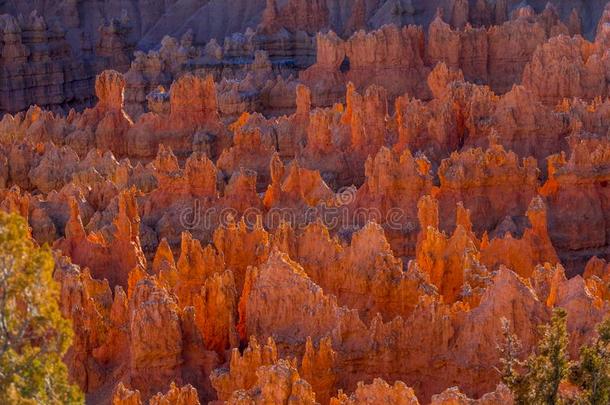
2,1,610,404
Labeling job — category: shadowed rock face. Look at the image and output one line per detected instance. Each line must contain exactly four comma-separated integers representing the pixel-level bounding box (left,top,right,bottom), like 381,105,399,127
3,2,610,405
1,0,609,116
3,0,605,45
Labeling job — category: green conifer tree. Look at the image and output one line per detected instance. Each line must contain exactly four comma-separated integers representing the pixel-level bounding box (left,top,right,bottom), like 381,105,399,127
499,308,571,405
570,317,610,404
0,213,83,403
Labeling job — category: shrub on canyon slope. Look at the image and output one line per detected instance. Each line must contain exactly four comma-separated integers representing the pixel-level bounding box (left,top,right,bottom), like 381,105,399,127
570,317,610,405
500,308,610,405
0,213,83,404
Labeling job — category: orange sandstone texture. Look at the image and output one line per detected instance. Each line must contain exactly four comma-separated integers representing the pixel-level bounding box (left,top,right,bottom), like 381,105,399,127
2,3,610,405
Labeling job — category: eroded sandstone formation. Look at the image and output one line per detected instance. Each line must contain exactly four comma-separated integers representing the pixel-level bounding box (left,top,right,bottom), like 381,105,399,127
2,2,610,405
0,1,603,117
